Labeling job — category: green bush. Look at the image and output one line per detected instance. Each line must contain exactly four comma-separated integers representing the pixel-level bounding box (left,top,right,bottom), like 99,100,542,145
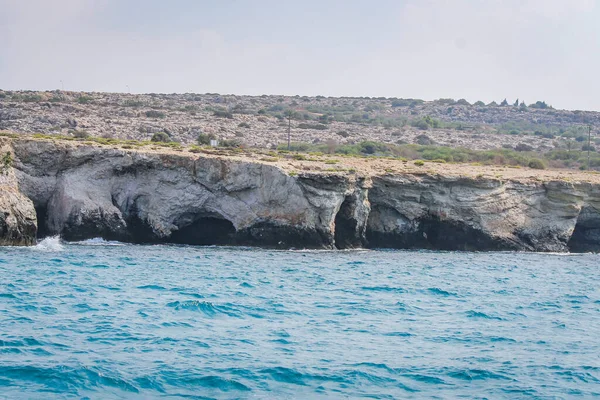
297,123,328,130
1,152,13,175
77,96,93,104
197,133,216,145
529,101,551,109
220,139,242,148
528,159,547,169
145,110,166,118
238,122,251,128
72,130,89,139
23,95,43,103
414,160,425,166
213,109,233,119
151,132,171,142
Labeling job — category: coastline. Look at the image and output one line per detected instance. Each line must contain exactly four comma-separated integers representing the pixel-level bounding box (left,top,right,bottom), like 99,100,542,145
1,134,600,252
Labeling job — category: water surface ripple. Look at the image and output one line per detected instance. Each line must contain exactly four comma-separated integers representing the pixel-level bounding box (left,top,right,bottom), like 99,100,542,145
1,242,599,398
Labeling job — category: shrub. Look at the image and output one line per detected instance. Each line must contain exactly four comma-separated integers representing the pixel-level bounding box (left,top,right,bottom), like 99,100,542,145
528,159,547,169
582,144,596,152
414,134,434,145
529,101,551,109
145,110,166,118
297,123,328,130
1,152,13,175
238,122,250,128
220,139,242,148
72,130,89,139
213,109,233,119
151,132,171,142
411,119,430,130
23,95,43,103
391,98,423,107
197,133,216,145
359,141,388,155
318,114,332,124
414,160,425,166
337,131,349,138
515,143,534,152
77,96,93,104
124,100,144,107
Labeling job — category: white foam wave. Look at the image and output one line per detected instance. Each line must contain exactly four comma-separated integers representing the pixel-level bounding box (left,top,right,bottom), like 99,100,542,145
71,237,125,246
35,236,64,252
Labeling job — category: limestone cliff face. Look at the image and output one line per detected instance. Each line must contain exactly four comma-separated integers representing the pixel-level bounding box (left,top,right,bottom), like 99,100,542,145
11,140,365,248
2,138,600,252
0,140,37,246
366,174,600,252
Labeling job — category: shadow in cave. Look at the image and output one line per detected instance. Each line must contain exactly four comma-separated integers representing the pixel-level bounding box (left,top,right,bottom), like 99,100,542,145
334,196,362,249
34,205,50,239
366,206,516,251
169,215,236,245
567,207,600,253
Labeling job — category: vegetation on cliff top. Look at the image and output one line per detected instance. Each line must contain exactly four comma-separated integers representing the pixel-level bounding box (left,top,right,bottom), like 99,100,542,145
4,130,600,172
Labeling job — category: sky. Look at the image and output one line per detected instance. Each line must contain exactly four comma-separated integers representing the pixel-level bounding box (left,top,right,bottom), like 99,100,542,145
1,0,599,111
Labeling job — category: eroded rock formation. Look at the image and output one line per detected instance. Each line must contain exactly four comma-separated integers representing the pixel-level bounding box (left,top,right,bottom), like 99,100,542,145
1,138,599,252
0,140,37,246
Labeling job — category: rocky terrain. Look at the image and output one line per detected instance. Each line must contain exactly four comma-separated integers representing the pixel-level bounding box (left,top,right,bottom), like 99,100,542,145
0,140,37,245
1,135,599,252
1,90,599,153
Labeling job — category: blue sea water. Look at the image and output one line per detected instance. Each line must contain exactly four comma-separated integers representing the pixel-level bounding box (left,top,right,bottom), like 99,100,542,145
1,238,599,399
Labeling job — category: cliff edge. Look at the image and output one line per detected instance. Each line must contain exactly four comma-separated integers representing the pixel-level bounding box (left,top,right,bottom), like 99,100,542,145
1,136,599,252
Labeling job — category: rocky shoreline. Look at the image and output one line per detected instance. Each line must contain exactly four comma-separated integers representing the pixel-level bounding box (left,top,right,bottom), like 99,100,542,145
1,136,599,252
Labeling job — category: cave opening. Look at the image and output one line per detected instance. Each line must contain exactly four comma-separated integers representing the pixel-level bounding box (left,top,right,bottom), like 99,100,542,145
34,205,50,239
169,214,236,245
567,207,600,253
366,206,513,251
334,196,360,249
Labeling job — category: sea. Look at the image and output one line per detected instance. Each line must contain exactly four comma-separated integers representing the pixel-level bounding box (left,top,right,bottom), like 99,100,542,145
0,237,599,399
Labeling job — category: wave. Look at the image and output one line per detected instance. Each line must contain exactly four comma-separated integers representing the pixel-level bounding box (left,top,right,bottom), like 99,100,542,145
166,300,242,318
0,365,140,393
465,310,504,320
34,236,64,252
427,287,457,297
71,237,126,246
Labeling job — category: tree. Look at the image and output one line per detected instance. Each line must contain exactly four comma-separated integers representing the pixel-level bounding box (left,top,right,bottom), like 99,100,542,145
500,98,509,106
514,99,519,107
529,101,550,109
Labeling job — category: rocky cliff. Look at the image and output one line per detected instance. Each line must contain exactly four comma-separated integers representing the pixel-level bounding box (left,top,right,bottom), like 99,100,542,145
0,139,37,245
1,137,599,252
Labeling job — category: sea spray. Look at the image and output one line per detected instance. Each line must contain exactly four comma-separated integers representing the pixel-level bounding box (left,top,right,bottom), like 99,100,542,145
34,235,63,252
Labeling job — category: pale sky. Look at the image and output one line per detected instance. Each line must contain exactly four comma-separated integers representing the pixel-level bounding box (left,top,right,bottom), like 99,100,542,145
1,0,599,111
